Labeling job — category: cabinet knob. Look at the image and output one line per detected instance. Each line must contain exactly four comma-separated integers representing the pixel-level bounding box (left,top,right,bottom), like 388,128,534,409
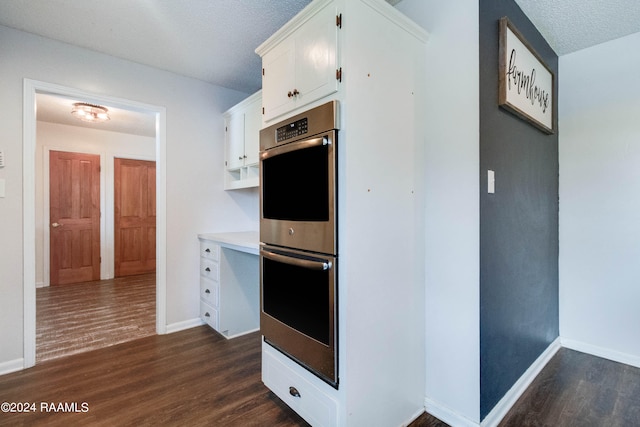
287,91,293,98
204,312,210,317
205,267,211,272
205,248,211,253
292,89,299,97
205,289,211,294
243,155,247,159
289,386,301,398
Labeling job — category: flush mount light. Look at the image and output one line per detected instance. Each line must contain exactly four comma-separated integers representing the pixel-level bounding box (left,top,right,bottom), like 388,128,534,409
71,102,110,122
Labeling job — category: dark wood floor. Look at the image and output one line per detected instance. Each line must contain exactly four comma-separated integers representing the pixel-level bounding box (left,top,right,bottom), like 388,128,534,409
410,347,640,427
5,304,638,426
1,327,308,427
499,347,640,426
36,274,156,362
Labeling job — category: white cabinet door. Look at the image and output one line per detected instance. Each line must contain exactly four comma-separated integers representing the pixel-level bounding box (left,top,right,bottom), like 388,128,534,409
226,113,245,170
244,96,262,166
261,1,339,122
294,2,339,108
262,40,296,122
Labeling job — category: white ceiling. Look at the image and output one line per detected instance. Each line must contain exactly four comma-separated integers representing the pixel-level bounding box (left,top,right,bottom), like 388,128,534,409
2,0,639,135
515,0,640,55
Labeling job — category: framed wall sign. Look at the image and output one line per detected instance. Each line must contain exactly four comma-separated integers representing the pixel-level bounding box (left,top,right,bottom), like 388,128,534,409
499,17,555,134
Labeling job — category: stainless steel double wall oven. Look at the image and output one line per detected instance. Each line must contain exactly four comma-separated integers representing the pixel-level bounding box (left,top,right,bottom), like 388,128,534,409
259,101,339,387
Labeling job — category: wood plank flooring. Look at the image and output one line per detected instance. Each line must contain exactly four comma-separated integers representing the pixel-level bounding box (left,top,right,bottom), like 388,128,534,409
36,273,156,362
0,327,308,427
410,348,640,427
499,348,640,426
8,283,637,426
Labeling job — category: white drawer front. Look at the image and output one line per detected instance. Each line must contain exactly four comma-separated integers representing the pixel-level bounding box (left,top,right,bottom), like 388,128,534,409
200,258,219,281
263,344,338,427
200,301,219,330
200,240,220,261
200,277,219,307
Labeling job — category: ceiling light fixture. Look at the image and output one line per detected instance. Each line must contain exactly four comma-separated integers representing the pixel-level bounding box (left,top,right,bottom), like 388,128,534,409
71,102,110,122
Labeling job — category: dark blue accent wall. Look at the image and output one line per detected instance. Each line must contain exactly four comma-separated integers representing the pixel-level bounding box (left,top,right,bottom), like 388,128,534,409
479,0,559,420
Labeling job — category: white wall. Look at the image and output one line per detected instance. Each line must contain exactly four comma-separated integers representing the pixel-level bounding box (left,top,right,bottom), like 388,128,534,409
396,1,480,424
0,25,258,368
559,31,640,367
35,122,156,285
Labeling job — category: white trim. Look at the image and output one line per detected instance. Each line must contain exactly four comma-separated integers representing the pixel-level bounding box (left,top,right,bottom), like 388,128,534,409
223,327,261,340
0,358,25,376
23,82,37,369
423,338,561,427
23,79,168,370
561,338,640,369
480,338,561,427
424,397,479,427
165,318,205,334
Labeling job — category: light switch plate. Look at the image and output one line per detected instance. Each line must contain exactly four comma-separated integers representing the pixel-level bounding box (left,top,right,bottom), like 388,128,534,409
488,170,495,194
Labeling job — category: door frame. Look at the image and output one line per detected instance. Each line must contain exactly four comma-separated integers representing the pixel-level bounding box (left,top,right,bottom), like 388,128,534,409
23,79,167,368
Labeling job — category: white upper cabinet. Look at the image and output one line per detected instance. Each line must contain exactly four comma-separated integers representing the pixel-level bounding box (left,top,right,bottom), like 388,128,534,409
259,1,339,122
223,90,261,190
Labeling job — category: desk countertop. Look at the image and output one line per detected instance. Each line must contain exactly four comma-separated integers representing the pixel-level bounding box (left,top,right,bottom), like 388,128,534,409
198,231,259,255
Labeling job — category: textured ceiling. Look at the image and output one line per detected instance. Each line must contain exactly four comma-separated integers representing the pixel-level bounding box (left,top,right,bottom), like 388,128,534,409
2,0,639,135
0,0,313,94
515,0,640,55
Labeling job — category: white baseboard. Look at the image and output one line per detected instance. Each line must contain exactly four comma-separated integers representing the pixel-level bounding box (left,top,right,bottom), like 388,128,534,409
165,318,204,334
480,337,561,427
424,397,479,427
36,281,45,288
424,338,561,427
0,358,25,376
561,338,640,369
223,327,260,340
402,407,431,427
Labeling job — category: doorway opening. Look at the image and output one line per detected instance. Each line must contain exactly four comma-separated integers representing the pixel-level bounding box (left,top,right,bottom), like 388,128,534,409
23,79,167,367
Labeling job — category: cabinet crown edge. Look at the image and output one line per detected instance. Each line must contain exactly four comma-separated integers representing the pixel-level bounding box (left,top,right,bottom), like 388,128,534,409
255,0,428,57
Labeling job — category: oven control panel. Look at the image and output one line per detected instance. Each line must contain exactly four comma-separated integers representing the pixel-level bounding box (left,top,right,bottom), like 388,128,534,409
276,117,308,142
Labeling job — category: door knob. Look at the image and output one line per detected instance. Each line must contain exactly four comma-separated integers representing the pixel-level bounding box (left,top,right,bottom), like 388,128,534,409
51,222,63,228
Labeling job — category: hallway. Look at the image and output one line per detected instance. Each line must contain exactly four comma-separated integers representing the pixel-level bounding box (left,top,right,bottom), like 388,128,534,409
36,273,155,362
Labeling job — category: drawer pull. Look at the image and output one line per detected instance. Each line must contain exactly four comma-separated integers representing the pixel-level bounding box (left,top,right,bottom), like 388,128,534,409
204,312,210,317
205,248,211,253
205,267,211,272
205,289,211,294
289,386,301,398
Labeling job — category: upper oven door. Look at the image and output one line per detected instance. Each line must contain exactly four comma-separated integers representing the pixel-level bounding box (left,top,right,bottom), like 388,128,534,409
260,129,337,255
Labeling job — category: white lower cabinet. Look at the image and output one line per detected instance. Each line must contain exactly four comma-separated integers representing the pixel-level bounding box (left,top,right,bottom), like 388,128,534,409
263,342,338,427
198,233,259,338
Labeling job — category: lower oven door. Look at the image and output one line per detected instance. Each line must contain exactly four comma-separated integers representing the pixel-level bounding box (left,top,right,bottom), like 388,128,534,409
260,245,338,387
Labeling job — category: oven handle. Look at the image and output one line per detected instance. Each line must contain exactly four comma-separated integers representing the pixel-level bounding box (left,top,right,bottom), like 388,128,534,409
261,249,332,271
260,136,329,160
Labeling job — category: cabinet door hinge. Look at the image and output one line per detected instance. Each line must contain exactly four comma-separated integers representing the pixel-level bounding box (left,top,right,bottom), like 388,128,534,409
262,107,265,115
336,13,342,28
336,67,342,82
262,68,265,76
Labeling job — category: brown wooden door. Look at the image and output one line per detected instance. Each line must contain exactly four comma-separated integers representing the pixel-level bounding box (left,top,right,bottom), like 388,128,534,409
50,150,101,285
114,158,156,277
